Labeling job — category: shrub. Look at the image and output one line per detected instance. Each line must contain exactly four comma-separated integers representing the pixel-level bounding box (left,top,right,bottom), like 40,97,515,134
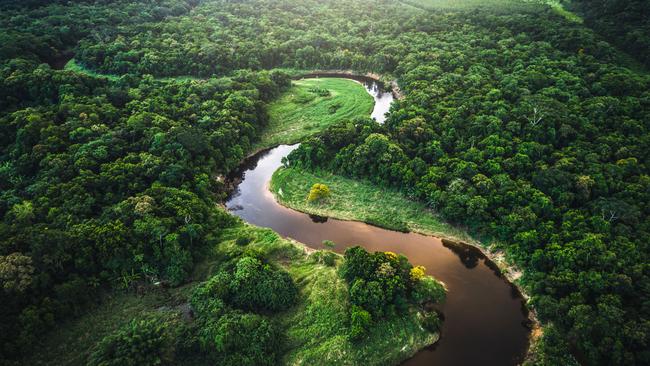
191,271,233,312
323,239,336,249
349,305,372,341
411,276,446,305
199,312,281,366
421,311,441,332
88,314,177,366
308,87,331,97
235,236,253,246
410,265,426,282
328,102,341,114
349,279,386,317
0,252,34,293
307,183,330,202
310,250,337,266
229,257,297,312
340,246,375,282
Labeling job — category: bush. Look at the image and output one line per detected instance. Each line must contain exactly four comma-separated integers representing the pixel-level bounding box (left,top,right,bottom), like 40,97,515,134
229,257,298,312
88,314,177,366
421,311,441,332
235,236,253,246
190,271,233,315
307,183,331,202
308,87,331,97
199,312,281,366
411,276,446,305
410,265,426,282
310,250,337,266
328,102,341,114
322,239,336,249
349,305,372,341
190,287,228,319
349,279,387,317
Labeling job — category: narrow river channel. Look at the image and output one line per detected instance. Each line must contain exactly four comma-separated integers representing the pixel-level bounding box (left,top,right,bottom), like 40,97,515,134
226,78,531,366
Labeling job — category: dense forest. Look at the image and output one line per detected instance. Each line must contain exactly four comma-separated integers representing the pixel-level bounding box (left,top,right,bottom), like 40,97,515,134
569,0,650,68
1,0,648,365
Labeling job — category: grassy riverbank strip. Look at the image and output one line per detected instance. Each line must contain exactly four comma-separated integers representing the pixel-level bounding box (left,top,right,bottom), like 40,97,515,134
271,166,545,357
255,78,374,150
271,166,475,243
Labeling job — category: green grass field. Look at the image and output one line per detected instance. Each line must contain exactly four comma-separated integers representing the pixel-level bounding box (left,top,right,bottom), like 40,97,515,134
255,78,374,151
271,167,475,243
25,223,437,366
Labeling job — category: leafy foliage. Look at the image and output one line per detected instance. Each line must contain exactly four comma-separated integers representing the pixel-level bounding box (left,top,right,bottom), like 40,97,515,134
229,256,298,312
569,0,650,68
1,0,649,364
197,312,282,366
87,314,178,366
0,252,34,293
341,246,445,340
187,252,295,365
285,2,650,361
0,29,290,360
307,183,331,202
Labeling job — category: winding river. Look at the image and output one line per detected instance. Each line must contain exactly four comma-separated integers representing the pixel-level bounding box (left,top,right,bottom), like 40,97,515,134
226,78,530,365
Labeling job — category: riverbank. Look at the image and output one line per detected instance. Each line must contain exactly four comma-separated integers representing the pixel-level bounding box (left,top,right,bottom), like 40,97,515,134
255,78,374,151
23,222,442,366
270,166,542,357
215,225,444,365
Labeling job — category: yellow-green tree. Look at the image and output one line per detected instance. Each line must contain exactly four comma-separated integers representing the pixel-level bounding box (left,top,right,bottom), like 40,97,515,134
307,183,330,202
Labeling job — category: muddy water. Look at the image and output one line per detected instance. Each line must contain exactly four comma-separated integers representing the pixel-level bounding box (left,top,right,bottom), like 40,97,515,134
226,79,530,365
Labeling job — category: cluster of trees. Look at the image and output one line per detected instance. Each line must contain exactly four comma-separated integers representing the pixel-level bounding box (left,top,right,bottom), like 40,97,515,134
0,22,291,360
1,0,649,364
341,246,445,340
88,314,183,366
73,0,418,77
87,253,296,366
186,255,296,365
0,0,202,69
280,3,650,365
569,0,650,68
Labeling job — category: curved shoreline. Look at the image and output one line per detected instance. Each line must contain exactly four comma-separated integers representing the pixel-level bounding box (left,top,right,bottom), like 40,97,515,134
267,167,542,364
226,74,537,364
253,225,443,365
293,70,404,99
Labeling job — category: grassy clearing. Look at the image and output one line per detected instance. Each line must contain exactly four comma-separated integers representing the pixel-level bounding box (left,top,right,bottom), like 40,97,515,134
26,223,437,366
255,78,374,150
271,167,475,243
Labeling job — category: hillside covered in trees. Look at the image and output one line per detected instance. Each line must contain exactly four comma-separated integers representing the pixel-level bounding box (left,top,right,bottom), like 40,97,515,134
0,0,648,365
569,0,650,68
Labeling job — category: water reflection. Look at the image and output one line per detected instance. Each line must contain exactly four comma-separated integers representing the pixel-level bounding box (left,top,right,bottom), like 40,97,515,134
441,239,482,269
308,214,329,223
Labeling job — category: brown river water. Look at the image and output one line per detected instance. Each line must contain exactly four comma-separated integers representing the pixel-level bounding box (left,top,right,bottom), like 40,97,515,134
226,78,530,365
